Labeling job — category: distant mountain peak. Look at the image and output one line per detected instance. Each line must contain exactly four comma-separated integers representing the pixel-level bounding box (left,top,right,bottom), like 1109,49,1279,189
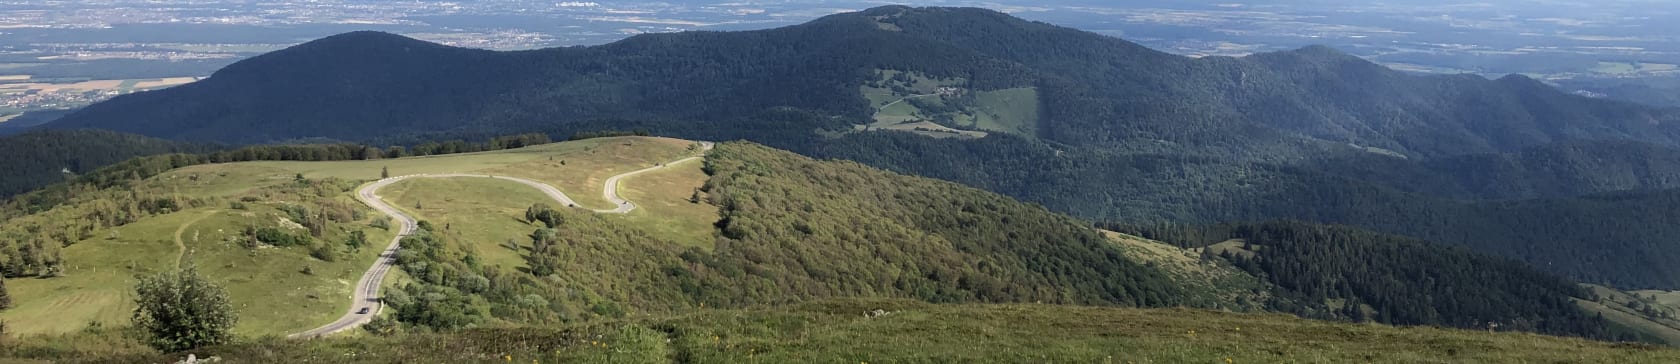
211,30,473,80
1278,45,1365,63
317,30,409,41
853,5,1014,23
288,31,449,53
1495,73,1546,86
859,4,914,15
1243,44,1393,78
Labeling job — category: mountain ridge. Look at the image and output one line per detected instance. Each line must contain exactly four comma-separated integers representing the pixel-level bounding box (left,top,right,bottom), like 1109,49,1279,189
39,5,1680,158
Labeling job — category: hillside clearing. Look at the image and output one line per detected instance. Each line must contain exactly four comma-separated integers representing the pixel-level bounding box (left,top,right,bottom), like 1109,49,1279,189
1580,284,1680,346
854,69,1037,139
1205,239,1258,258
1102,230,1271,311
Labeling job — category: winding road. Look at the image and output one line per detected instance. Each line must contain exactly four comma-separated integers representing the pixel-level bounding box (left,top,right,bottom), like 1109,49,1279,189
290,142,713,338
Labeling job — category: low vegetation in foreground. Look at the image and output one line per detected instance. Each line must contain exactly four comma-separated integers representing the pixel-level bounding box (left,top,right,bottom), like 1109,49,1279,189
8,299,1679,364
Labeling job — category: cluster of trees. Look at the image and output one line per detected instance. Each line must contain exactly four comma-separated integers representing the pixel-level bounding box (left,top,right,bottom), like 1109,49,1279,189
345,230,369,252
403,133,550,157
383,223,491,330
523,203,564,228
2,239,64,278
206,133,554,162
568,130,650,141
1112,221,1615,339
388,230,489,328
0,153,383,281
247,227,310,247
275,200,360,238
254,177,378,263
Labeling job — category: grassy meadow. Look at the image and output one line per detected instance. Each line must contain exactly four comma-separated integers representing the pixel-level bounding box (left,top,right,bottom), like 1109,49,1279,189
0,136,710,337
0,202,393,336
611,157,718,249
380,177,550,270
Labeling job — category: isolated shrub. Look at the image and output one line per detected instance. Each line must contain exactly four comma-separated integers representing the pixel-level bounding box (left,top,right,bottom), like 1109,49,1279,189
251,227,308,247
363,316,400,336
131,265,237,352
0,275,11,310
310,243,337,262
345,230,369,251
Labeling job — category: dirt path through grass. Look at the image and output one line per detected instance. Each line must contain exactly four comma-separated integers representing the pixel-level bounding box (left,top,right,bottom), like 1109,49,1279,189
173,210,216,268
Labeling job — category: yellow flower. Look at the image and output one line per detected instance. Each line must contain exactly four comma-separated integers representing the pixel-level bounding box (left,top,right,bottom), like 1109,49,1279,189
1224,357,1233,364
504,355,512,361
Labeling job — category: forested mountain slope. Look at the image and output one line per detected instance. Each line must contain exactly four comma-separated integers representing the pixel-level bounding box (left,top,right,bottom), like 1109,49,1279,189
40,6,1680,159
43,15,1033,144
817,133,1680,288
1315,140,1680,200
1114,221,1609,337
0,129,214,198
